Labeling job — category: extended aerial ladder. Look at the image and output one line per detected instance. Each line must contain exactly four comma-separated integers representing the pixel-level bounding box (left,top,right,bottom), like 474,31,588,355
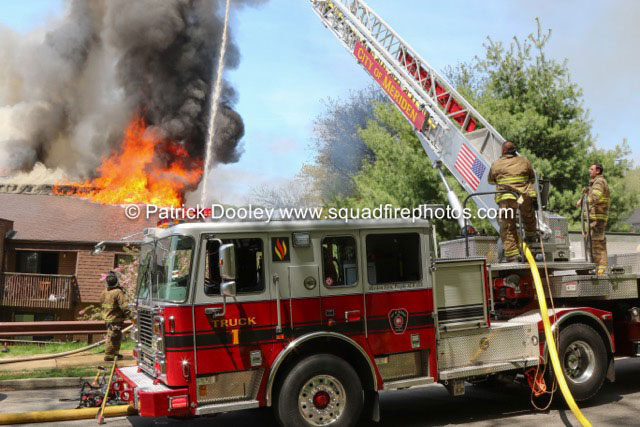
310,0,558,246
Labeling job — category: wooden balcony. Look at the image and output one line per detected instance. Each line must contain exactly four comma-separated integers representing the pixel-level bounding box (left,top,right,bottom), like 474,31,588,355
0,273,76,310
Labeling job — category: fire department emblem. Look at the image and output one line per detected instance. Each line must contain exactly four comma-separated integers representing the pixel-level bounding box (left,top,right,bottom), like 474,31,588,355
388,309,408,335
271,237,290,262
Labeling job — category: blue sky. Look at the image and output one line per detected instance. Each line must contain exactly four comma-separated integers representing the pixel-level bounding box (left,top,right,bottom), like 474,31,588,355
2,0,638,204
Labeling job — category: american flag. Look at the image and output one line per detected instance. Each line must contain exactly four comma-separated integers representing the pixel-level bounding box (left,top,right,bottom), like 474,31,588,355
454,144,486,190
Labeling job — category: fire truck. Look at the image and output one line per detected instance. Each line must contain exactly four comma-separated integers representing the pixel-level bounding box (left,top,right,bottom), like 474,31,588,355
110,1,640,426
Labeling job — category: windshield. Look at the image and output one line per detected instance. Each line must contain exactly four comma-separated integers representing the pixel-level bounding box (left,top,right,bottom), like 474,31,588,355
136,235,195,303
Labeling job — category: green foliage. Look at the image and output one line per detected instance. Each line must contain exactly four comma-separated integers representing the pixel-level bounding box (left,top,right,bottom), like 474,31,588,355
626,166,640,195
302,86,386,201
0,340,134,359
0,367,98,380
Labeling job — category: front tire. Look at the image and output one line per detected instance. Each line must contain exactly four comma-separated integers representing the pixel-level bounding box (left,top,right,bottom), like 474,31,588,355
551,323,608,401
275,353,363,427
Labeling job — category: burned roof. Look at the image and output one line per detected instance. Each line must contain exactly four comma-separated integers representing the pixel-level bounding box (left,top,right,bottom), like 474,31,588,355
0,193,157,243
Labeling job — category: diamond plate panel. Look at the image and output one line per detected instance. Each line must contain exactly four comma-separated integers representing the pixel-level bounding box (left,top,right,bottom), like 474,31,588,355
375,351,428,381
548,274,638,299
437,322,539,372
196,369,263,404
118,366,169,392
610,253,640,275
439,236,499,263
544,213,569,246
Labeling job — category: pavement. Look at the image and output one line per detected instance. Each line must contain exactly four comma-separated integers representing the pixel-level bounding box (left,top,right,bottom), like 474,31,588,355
0,358,639,426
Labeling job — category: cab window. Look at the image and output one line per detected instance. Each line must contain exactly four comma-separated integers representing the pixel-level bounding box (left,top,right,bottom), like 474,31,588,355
366,233,421,285
204,238,265,295
322,236,358,287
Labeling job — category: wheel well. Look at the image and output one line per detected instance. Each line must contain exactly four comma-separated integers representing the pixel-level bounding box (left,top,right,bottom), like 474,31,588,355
269,336,376,405
555,314,613,357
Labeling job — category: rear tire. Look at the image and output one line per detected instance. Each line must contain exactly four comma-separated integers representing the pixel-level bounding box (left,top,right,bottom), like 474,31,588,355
550,323,608,401
275,353,363,427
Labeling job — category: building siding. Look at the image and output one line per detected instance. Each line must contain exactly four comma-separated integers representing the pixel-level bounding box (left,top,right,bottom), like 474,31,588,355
76,250,116,303
58,251,77,275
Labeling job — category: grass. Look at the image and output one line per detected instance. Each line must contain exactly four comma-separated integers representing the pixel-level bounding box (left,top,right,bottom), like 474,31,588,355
0,340,135,359
0,366,99,380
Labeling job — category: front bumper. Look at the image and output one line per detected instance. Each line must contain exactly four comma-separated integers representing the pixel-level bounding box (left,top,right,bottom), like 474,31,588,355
117,366,191,417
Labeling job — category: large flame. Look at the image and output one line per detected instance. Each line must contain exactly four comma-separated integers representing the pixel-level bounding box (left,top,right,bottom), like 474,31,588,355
54,116,202,207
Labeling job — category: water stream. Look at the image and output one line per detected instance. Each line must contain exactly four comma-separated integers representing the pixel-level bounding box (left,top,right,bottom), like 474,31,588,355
200,0,232,207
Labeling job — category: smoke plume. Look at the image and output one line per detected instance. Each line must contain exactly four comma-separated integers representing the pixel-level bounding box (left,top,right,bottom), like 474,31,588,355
0,0,266,181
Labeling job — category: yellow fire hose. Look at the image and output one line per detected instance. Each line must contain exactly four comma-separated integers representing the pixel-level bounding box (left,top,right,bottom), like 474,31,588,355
522,242,592,427
0,405,136,425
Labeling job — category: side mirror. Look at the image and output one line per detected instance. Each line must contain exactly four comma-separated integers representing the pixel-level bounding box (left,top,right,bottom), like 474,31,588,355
221,281,236,298
219,243,236,280
92,241,106,256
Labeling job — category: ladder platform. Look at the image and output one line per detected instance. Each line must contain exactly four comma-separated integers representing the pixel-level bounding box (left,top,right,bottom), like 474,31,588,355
489,261,595,272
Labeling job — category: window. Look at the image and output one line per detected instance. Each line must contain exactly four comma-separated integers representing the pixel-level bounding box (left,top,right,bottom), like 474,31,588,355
204,238,265,296
136,236,194,303
322,236,358,287
16,251,58,274
366,233,421,285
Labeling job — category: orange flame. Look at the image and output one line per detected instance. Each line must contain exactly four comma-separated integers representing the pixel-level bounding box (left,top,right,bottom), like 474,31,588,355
54,116,202,207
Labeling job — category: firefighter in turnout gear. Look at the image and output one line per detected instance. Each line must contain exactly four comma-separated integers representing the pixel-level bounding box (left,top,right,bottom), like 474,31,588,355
100,271,131,361
577,163,610,275
488,141,538,262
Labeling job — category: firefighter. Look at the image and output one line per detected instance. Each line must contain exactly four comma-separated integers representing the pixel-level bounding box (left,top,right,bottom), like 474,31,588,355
100,271,130,361
488,141,538,262
576,163,610,275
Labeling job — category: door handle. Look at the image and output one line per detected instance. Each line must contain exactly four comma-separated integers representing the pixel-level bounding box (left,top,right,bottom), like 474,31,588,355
205,307,224,317
345,310,361,322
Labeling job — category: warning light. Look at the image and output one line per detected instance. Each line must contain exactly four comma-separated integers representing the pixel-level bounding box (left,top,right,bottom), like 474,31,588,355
169,395,189,410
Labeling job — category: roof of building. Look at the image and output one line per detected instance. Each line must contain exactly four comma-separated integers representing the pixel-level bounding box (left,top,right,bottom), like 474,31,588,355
0,193,158,243
627,207,640,226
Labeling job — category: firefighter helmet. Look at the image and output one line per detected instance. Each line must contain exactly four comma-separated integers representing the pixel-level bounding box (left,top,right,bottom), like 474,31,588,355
106,271,118,288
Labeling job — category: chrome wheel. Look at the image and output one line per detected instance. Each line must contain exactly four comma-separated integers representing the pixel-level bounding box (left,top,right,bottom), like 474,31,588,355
298,374,346,426
563,340,596,384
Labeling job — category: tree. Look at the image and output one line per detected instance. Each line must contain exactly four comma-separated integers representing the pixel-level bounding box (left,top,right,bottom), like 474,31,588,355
301,85,386,201
249,174,320,208
334,102,482,239
446,20,638,230
626,166,640,195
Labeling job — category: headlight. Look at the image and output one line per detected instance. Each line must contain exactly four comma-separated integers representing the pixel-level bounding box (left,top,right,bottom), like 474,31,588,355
152,316,165,353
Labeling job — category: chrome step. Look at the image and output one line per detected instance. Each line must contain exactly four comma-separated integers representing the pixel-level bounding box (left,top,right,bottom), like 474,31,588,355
439,357,538,380
195,400,260,415
383,376,434,390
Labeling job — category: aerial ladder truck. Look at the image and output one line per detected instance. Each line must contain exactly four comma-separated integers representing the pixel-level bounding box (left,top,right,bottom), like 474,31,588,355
310,0,640,409
105,2,640,426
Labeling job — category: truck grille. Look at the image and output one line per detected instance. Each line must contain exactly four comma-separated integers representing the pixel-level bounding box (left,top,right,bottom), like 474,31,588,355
137,308,154,348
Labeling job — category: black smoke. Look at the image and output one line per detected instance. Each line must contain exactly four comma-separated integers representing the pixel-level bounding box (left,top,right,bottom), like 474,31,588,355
0,0,266,180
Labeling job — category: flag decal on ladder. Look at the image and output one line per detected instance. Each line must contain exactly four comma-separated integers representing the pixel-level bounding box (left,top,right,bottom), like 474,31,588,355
455,145,485,190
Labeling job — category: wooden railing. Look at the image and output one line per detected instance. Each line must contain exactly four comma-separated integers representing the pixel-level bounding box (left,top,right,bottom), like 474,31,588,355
0,273,76,310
